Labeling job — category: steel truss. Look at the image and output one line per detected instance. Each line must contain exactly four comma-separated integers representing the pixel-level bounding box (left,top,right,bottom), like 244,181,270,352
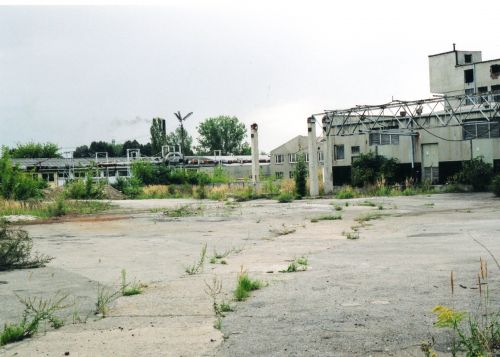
315,91,500,137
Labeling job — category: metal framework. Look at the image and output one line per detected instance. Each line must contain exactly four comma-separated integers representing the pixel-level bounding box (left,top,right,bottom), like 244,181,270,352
316,91,500,137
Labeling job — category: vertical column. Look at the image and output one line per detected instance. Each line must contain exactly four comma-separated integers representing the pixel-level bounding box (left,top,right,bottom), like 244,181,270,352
307,117,319,196
322,116,334,194
250,123,259,189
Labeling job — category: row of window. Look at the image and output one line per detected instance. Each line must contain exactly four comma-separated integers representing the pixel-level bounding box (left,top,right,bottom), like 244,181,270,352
275,152,324,164
463,65,500,84
275,171,308,179
463,121,500,140
465,85,500,105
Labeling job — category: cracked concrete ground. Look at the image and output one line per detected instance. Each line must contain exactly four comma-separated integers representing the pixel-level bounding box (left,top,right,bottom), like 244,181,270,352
1,193,499,356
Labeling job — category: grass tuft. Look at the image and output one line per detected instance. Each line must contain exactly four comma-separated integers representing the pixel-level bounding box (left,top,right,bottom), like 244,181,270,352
234,271,263,301
185,243,207,275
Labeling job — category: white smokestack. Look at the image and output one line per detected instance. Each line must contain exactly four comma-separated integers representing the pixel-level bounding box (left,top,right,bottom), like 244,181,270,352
307,116,319,196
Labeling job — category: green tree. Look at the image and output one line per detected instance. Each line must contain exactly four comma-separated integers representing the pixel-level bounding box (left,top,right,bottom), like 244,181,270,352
166,127,193,155
10,142,61,159
150,118,167,156
294,153,307,198
196,116,249,155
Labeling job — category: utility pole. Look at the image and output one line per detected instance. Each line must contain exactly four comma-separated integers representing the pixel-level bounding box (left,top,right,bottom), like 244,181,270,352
174,111,193,154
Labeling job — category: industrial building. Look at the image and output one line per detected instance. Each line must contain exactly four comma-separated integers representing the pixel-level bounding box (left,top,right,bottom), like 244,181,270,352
270,46,500,188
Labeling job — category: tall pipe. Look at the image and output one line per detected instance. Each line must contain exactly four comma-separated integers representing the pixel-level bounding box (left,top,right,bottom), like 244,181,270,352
250,123,259,188
307,117,319,196
322,116,333,194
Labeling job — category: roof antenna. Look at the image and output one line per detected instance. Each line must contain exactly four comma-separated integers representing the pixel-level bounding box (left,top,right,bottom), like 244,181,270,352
453,43,456,51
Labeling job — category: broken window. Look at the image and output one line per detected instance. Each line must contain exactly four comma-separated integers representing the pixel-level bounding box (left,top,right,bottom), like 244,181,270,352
491,64,500,79
464,54,472,63
334,145,345,160
464,69,474,84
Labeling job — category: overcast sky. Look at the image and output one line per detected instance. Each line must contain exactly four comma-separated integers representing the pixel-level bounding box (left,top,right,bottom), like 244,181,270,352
1,1,499,153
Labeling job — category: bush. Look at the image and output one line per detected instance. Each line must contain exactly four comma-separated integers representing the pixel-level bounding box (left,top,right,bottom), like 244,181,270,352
351,152,399,187
456,157,493,191
0,152,45,200
112,177,143,198
0,224,53,271
335,185,359,199
277,192,293,203
493,175,500,197
294,153,307,197
64,174,105,199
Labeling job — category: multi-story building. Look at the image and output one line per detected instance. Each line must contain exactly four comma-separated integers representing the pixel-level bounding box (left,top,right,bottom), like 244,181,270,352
271,47,500,186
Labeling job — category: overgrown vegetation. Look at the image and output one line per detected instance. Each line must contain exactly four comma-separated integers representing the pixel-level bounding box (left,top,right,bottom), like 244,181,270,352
294,153,307,198
429,258,500,356
0,293,68,346
351,152,399,187
277,192,293,203
64,173,105,199
310,214,342,223
185,243,207,275
0,152,46,201
452,157,493,192
0,224,53,271
234,270,264,301
164,205,204,218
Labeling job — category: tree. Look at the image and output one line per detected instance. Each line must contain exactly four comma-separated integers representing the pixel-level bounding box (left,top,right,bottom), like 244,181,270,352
166,127,193,155
294,153,307,198
173,111,193,157
150,118,167,156
10,142,61,159
73,145,91,158
196,116,249,155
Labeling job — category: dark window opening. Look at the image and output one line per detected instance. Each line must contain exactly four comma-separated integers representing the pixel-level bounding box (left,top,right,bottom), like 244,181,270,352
464,54,472,63
464,69,474,84
492,85,500,102
351,146,360,155
478,86,488,103
465,88,475,105
491,64,500,80
463,120,500,139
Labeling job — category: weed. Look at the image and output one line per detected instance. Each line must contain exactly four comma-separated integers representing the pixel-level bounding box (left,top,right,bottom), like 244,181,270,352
164,205,203,218
214,318,222,330
185,243,207,275
0,224,53,271
378,205,383,210
343,231,360,240
280,257,308,273
120,269,143,296
345,202,349,207
270,224,296,236
95,283,121,317
234,270,263,301
209,256,217,264
0,293,69,346
277,192,293,203
311,214,341,222
334,205,343,211
219,301,233,312
220,259,227,265
357,200,376,207
335,186,359,199
355,212,384,225
424,202,435,207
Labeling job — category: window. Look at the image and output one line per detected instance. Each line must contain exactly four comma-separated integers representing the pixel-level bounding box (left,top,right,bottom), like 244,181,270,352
465,88,475,105
334,145,345,160
464,54,472,63
288,153,297,163
351,146,360,155
478,86,488,103
369,133,399,146
317,151,324,163
289,171,294,179
491,64,500,79
463,120,500,140
42,173,54,182
304,153,309,162
275,154,285,164
275,171,283,179
492,85,500,103
464,69,474,84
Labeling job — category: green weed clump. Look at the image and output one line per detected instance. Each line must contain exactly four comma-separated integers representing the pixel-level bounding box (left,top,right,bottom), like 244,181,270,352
120,269,143,296
185,243,207,275
280,257,308,273
234,271,263,301
310,214,341,222
164,205,203,218
277,192,293,203
95,283,121,317
335,186,359,199
0,294,68,346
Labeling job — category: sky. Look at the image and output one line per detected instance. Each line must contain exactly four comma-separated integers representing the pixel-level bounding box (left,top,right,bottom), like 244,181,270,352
1,0,499,154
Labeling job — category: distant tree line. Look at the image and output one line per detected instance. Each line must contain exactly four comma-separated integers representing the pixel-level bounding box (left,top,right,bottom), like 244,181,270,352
7,115,252,159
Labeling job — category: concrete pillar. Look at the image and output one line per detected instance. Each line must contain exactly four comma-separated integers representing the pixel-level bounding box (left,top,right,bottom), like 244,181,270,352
307,117,319,196
250,123,260,188
322,116,334,194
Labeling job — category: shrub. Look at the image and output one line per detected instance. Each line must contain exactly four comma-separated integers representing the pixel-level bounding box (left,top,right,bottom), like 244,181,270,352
0,152,45,200
277,192,293,203
493,175,500,197
351,152,399,187
0,224,53,271
65,173,105,199
455,157,493,191
112,177,143,198
335,185,358,199
294,153,307,198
